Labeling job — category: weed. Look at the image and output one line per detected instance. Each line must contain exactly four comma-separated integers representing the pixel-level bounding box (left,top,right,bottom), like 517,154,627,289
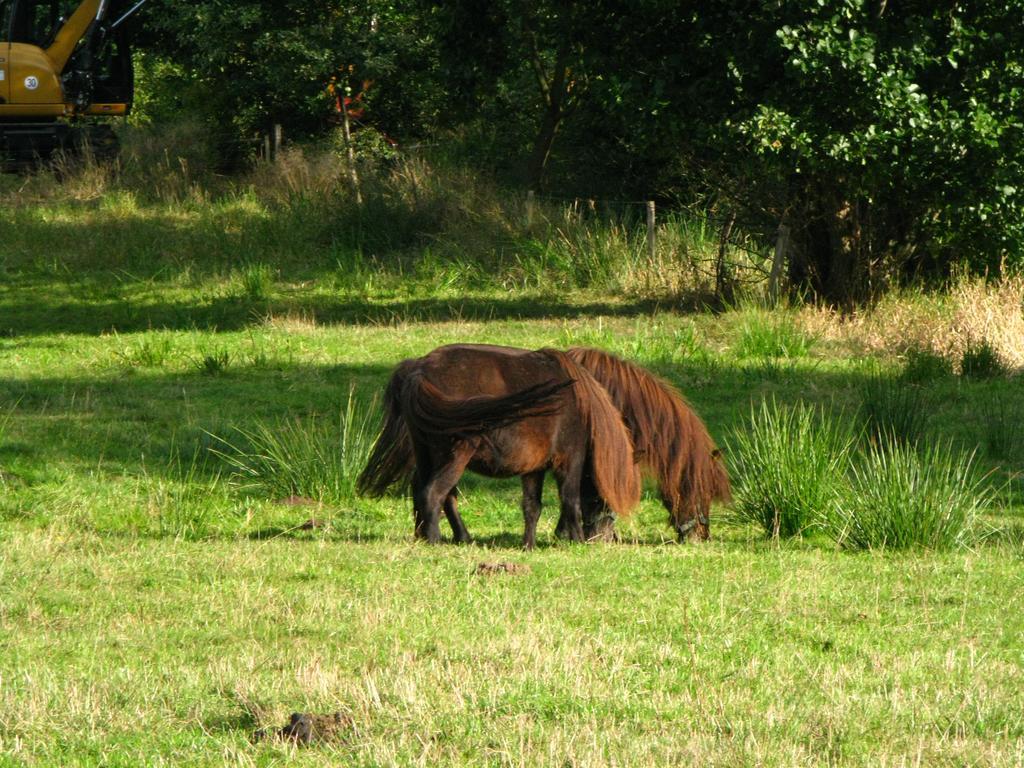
195,349,231,375
236,262,275,301
726,399,855,538
113,333,177,369
734,310,813,359
823,440,989,550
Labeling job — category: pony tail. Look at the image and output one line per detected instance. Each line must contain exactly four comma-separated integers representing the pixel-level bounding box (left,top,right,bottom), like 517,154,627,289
400,371,572,440
357,367,415,497
543,350,641,516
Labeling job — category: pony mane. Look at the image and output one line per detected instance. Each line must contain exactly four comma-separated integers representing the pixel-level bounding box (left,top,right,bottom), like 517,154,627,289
566,347,731,523
540,349,641,516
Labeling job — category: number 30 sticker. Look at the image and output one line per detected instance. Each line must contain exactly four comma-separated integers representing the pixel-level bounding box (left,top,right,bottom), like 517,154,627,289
25,76,39,90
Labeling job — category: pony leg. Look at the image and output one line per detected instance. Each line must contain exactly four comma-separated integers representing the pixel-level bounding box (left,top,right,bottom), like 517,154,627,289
666,492,711,542
411,464,430,539
554,462,585,543
581,471,617,542
443,487,472,544
520,471,545,550
413,446,473,544
553,476,572,539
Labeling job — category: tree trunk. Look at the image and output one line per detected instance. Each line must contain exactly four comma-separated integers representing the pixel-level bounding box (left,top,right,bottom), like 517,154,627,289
525,47,571,190
526,98,564,190
790,189,870,309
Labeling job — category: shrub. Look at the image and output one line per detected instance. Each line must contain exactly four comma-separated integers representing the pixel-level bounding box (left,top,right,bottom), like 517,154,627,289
726,399,855,538
823,440,989,551
901,348,952,384
960,338,1007,379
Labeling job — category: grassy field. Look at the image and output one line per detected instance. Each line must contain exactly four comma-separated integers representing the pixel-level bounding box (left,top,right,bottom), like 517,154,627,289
2,164,1024,766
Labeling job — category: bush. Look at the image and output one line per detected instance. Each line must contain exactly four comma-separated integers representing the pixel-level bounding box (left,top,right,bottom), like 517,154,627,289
823,440,989,551
726,399,854,539
900,348,952,384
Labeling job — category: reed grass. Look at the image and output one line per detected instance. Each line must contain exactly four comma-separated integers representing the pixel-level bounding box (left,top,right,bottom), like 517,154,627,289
726,399,855,539
823,440,990,551
211,387,379,503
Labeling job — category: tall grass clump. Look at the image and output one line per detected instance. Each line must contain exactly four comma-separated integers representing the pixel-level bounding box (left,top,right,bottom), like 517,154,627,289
212,387,378,503
960,338,1007,379
235,262,275,301
726,399,855,538
900,347,952,384
859,371,929,445
823,440,990,551
145,443,227,539
980,394,1022,460
734,309,814,359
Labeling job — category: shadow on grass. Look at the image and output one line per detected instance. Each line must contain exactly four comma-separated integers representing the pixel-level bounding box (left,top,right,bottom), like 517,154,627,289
0,292,694,337
0,201,713,336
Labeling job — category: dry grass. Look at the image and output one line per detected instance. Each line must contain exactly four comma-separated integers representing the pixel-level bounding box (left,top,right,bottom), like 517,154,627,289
247,146,353,204
797,273,1024,374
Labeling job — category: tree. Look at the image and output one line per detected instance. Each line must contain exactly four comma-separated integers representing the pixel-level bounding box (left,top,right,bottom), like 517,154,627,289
138,1,439,152
585,0,1024,304
426,0,591,189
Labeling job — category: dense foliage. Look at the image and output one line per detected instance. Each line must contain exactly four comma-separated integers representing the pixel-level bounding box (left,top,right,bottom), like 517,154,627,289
135,0,1023,303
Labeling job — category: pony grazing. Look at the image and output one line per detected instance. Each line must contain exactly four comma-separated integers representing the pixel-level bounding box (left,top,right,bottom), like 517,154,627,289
356,344,640,549
563,347,730,540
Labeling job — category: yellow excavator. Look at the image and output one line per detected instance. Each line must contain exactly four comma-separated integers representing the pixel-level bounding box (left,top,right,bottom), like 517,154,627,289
0,0,147,167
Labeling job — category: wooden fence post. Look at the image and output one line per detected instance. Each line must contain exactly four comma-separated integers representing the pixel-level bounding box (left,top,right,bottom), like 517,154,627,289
716,212,737,302
340,97,363,205
646,201,657,264
525,190,535,228
767,221,791,305
273,124,283,158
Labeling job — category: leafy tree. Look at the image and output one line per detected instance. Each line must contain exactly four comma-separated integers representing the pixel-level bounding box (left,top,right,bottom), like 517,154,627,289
424,0,595,189
583,0,1024,304
138,1,438,153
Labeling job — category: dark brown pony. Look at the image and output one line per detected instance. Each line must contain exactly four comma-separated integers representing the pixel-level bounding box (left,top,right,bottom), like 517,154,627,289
563,347,730,540
357,344,640,548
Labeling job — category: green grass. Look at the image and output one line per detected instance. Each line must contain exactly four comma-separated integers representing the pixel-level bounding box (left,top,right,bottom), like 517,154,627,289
823,440,992,551
1,170,1023,765
858,371,930,445
726,400,855,539
212,386,380,504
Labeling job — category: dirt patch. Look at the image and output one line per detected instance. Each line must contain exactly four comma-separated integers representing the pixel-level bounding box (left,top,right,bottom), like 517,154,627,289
476,561,531,576
253,712,353,745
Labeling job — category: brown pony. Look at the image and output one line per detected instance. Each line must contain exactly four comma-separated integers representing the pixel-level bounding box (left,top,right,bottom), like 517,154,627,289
563,347,730,540
356,344,640,549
